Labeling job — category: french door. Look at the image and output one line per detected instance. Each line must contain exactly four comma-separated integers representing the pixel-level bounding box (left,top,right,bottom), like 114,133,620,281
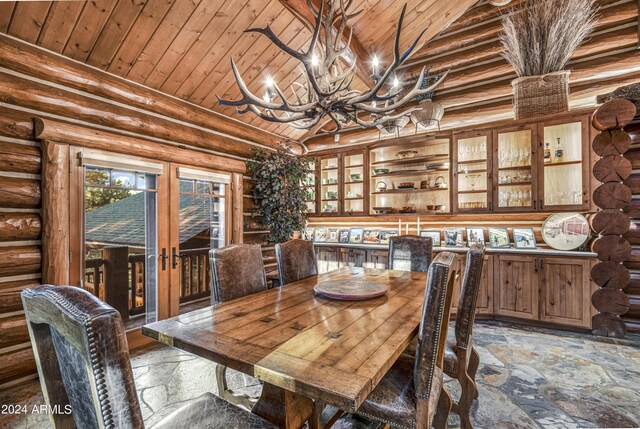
70,148,234,332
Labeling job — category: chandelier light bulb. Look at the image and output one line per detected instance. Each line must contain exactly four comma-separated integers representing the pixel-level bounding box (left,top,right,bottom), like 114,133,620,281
266,75,274,87
263,91,271,102
372,55,379,68
393,76,399,87
311,54,319,67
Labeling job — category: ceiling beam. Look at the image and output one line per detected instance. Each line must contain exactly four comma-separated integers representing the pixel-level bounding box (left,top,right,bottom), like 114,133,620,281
278,0,373,87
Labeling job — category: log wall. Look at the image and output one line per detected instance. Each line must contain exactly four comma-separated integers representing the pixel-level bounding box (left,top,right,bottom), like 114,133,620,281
0,36,264,388
0,126,42,388
304,0,640,150
589,99,635,338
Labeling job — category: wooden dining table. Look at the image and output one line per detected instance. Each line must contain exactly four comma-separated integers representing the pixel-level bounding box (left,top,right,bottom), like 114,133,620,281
142,267,428,429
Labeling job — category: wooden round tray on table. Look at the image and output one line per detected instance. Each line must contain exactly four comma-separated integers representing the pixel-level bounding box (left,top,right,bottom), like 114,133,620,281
314,279,388,300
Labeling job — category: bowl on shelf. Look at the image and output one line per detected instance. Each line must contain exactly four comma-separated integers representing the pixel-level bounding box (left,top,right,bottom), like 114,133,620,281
435,205,446,211
372,207,393,215
399,206,416,214
373,168,390,175
350,173,362,181
396,150,418,159
426,204,436,211
398,181,415,189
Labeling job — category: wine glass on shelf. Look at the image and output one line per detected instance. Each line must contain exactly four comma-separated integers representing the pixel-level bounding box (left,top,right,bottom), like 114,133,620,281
480,141,487,156
458,144,465,161
466,174,481,190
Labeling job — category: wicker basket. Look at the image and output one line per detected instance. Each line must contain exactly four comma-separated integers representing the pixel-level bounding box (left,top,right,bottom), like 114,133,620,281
512,71,570,120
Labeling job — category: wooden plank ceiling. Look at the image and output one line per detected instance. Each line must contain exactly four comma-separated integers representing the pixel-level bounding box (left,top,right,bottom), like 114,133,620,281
0,0,477,142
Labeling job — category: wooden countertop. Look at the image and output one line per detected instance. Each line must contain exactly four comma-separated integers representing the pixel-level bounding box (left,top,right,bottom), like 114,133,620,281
313,242,597,258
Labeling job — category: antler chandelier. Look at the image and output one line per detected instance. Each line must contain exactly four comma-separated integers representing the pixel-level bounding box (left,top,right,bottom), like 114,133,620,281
217,0,448,133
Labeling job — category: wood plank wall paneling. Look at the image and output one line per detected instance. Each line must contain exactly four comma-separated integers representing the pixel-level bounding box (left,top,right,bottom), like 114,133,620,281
0,130,42,387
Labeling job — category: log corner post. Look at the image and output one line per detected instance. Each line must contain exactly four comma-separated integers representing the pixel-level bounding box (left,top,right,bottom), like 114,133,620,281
590,98,636,338
41,138,71,286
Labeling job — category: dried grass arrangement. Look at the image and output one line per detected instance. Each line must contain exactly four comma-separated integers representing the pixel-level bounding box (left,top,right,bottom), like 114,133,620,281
501,0,598,119
501,0,599,77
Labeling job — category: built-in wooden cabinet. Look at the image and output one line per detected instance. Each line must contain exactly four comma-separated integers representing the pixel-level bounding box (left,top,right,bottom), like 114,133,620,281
445,253,493,316
369,137,451,215
308,112,593,217
313,245,593,329
494,254,539,320
494,254,593,328
303,157,317,215
539,257,593,328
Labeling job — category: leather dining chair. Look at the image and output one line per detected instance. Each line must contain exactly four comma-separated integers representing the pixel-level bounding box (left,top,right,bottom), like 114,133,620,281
210,243,268,408
21,285,276,429
443,243,486,429
333,251,458,429
388,236,433,272
275,239,318,286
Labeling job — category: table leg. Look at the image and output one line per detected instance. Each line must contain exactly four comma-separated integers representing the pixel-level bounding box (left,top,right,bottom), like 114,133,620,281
252,382,314,429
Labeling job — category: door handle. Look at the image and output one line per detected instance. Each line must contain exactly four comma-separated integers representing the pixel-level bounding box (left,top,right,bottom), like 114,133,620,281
171,247,179,269
160,248,169,271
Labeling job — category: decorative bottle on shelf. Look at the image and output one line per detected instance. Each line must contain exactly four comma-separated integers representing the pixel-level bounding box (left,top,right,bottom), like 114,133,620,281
544,142,552,163
554,137,564,162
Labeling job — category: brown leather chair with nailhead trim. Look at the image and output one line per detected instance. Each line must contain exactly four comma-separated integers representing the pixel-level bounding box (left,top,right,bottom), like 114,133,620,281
21,285,276,429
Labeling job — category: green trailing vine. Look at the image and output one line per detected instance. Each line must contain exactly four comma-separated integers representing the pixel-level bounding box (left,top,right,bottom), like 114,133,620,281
247,149,312,243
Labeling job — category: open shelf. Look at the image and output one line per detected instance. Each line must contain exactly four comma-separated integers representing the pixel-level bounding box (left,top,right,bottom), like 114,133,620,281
544,160,582,167
345,197,364,201
499,181,532,187
344,180,364,184
370,154,449,166
321,199,338,202
498,165,531,171
344,164,364,169
458,189,487,195
457,159,488,165
372,188,448,195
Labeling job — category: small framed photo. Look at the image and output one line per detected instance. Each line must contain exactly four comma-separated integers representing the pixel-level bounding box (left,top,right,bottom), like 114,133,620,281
466,227,485,246
314,227,328,242
303,228,315,241
444,228,464,247
420,230,442,247
338,229,350,243
379,230,398,245
363,230,381,244
488,227,510,248
327,228,339,243
513,228,537,249
349,228,364,244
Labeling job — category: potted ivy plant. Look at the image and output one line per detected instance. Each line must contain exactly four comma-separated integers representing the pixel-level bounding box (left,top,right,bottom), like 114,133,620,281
247,149,312,243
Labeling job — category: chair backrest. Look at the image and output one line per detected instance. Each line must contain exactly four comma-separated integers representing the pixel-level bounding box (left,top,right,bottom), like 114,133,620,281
21,285,144,429
413,252,456,403
210,244,267,303
275,239,318,286
388,236,433,272
455,244,486,350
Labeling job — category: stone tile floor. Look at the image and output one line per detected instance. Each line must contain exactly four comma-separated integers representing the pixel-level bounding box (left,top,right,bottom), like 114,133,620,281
1,321,639,429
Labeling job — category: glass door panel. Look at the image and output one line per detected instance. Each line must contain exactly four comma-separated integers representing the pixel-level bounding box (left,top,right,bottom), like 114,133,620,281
320,156,339,214
542,121,584,207
178,177,227,315
455,134,489,211
303,158,317,214
83,167,158,330
496,129,534,210
343,152,365,214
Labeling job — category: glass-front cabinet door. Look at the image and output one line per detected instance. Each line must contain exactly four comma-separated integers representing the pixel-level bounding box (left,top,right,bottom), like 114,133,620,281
494,125,537,211
453,131,492,212
538,117,588,210
303,158,317,214
320,155,339,214
343,151,366,215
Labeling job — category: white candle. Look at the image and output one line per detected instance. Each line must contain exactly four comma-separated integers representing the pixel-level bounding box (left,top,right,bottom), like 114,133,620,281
398,219,401,234
406,223,409,235
417,217,420,234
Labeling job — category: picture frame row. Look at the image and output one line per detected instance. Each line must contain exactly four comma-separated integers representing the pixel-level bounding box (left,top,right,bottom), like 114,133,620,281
304,227,537,249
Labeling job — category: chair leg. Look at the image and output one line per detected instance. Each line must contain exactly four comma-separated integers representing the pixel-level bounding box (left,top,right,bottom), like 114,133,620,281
216,364,229,396
468,347,480,400
457,370,476,429
432,388,452,429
